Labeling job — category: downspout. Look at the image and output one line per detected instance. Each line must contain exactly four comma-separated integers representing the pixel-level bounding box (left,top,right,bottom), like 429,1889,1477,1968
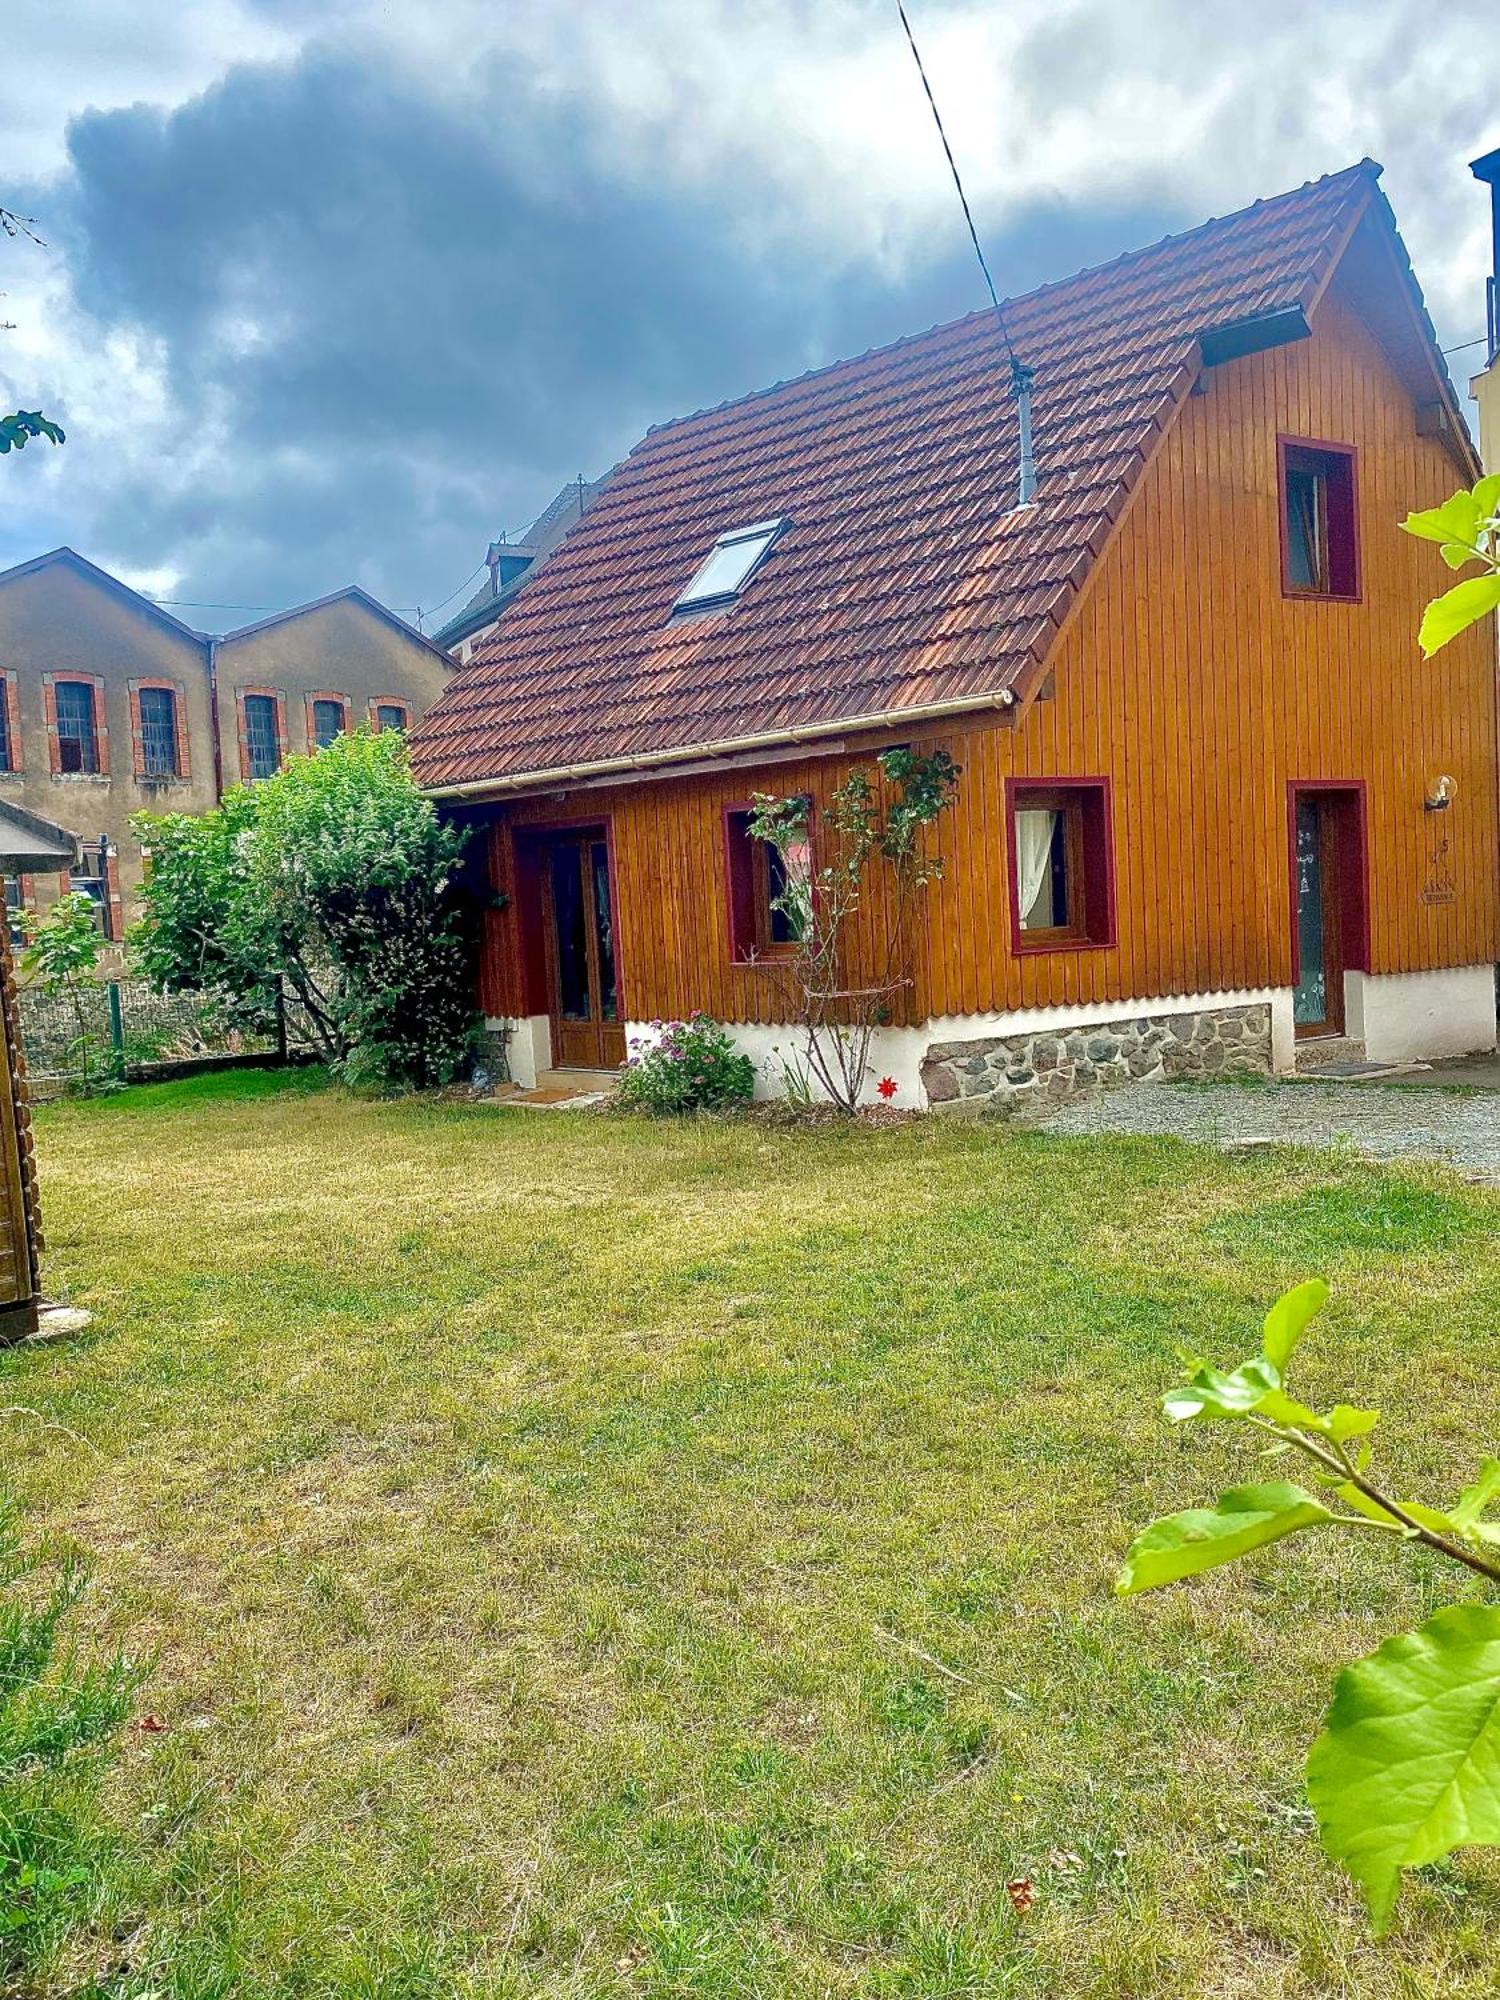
207,634,225,800
1471,148,1500,367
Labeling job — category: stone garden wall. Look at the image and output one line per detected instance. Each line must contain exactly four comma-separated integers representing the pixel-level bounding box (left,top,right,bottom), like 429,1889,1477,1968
919,1003,1272,1117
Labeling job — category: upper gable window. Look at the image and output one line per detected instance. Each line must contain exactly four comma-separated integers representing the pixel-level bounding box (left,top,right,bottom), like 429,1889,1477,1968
674,518,787,617
1279,439,1359,600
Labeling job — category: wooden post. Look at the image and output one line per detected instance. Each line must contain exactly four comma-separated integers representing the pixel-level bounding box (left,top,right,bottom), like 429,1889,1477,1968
0,926,42,1343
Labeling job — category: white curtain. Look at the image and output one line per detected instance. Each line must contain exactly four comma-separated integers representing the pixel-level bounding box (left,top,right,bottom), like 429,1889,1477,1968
1015,808,1059,928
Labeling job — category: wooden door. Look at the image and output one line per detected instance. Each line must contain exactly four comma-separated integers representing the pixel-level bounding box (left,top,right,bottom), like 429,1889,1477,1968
1292,793,1345,1038
541,830,625,1070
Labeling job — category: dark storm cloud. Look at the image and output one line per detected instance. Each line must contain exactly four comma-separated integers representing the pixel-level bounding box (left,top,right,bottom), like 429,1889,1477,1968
26,46,1187,621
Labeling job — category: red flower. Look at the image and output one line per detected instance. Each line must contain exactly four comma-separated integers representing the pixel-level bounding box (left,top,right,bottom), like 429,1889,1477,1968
876,1076,899,1100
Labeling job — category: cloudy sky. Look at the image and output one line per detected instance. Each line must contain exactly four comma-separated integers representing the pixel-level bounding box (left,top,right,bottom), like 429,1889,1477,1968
2,1,1496,632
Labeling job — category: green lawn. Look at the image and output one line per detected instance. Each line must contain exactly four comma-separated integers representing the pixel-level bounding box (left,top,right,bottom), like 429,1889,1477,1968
5,1070,1500,1998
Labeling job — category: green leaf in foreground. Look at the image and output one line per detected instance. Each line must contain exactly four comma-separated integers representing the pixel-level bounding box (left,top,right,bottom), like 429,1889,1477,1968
1306,1604,1500,1933
1261,1278,1328,1372
1116,1482,1332,1596
1453,1458,1500,1537
1416,574,1500,658
1163,1355,1280,1423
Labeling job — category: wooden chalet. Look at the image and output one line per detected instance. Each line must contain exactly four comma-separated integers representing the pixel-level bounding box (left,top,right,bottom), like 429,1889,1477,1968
410,162,1499,1105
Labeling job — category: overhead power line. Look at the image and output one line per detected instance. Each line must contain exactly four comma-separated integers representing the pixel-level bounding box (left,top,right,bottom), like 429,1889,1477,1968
151,595,421,619
418,561,489,626
894,0,1035,505
894,0,1019,372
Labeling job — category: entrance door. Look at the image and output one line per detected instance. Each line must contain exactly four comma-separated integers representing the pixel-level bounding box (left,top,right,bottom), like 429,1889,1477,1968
541,829,625,1069
1290,787,1369,1039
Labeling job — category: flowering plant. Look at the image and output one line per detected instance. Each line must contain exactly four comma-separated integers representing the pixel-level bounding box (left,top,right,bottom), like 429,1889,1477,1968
617,1014,756,1115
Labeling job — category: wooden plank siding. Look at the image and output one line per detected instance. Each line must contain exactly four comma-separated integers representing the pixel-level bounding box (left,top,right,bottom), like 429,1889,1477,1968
471,269,1498,1032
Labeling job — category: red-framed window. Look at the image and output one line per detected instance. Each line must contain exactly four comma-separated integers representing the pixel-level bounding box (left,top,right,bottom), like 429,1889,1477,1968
306,690,351,751
369,697,410,732
1278,436,1360,601
0,672,20,775
0,668,19,768
1006,777,1116,953
238,687,287,780
43,673,109,777
722,801,813,963
128,678,190,781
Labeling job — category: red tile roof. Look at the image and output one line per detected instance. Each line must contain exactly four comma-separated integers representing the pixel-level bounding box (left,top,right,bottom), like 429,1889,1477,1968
412,162,1394,795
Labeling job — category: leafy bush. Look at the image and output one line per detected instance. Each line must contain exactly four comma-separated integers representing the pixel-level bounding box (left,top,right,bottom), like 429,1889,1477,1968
617,1015,755,1114
1121,1280,1500,1932
0,1490,146,1983
133,728,480,1089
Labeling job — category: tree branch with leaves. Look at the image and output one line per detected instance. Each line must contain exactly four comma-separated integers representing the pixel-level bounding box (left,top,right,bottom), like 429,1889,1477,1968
1121,1280,1500,1932
0,205,64,457
1400,473,1499,655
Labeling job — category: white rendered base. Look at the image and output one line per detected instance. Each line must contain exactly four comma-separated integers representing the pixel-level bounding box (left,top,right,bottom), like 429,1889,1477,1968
1343,964,1497,1065
630,986,1295,1109
485,1014,552,1090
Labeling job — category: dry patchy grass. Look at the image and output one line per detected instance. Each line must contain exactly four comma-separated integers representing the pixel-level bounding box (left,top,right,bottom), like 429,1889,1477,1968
3,1067,1499,1998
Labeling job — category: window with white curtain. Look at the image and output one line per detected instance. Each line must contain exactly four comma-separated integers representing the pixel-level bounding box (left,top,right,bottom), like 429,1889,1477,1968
1009,781,1113,949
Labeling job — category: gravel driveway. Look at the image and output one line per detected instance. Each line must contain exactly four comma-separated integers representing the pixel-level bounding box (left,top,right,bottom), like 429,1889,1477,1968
1043,1077,1500,1180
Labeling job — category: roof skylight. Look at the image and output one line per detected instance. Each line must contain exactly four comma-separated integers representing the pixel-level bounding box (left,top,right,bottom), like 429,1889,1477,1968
673,517,787,615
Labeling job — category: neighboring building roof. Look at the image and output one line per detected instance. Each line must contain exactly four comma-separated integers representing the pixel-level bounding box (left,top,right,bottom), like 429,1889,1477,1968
410,160,1474,798
0,799,78,871
432,476,609,651
215,584,453,666
0,550,449,671
432,571,532,654
0,547,207,645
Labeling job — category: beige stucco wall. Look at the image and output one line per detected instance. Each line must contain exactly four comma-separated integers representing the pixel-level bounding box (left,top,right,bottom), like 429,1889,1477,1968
214,596,451,784
1474,357,1500,474
0,563,217,919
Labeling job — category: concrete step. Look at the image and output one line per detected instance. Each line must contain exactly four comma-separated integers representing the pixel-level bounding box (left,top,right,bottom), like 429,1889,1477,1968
1293,1037,1432,1083
495,1067,620,1111
1293,1035,1366,1076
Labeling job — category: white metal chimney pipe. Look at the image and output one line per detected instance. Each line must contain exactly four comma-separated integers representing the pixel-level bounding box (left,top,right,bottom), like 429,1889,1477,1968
1012,358,1038,507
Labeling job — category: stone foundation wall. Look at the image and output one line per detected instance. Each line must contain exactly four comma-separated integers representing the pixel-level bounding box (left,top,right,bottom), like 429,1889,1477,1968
920,1003,1272,1116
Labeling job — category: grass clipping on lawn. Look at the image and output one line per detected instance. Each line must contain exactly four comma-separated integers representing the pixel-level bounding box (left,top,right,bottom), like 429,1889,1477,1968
3,1065,1499,1998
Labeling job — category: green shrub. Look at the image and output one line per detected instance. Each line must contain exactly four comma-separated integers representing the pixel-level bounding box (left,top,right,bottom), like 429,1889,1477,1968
0,1490,146,1983
133,729,479,1090
617,1015,756,1115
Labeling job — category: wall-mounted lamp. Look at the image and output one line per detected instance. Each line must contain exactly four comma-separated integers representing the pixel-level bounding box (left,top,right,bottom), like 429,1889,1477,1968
1424,774,1458,812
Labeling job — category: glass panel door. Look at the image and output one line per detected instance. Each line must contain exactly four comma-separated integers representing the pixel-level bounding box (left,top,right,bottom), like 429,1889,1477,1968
1292,794,1345,1037
591,841,618,1024
549,843,592,1023
543,831,626,1069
